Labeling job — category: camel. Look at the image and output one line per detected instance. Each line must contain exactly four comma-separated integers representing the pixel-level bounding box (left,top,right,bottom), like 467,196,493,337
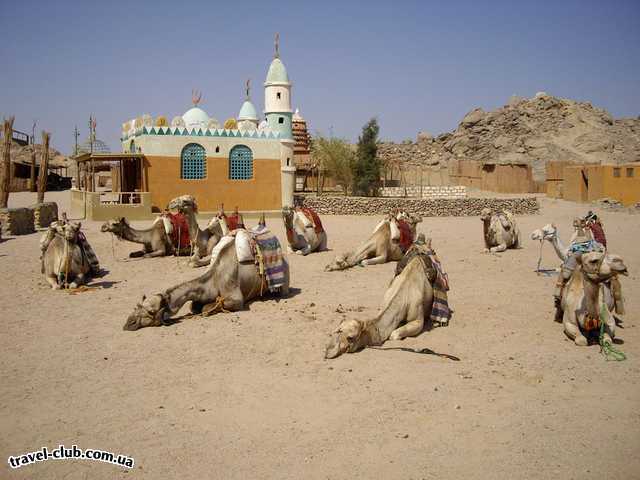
41,220,95,289
100,217,182,258
530,219,594,262
123,232,290,331
282,205,327,255
559,251,628,346
480,208,521,253
325,211,422,271
325,239,442,358
166,196,227,267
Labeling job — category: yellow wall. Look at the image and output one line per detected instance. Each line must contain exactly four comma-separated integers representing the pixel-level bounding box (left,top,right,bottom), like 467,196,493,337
145,155,282,212
563,166,588,203
594,165,640,206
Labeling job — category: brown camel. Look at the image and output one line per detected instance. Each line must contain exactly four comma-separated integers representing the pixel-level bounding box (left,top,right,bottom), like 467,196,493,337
123,233,290,331
100,217,185,258
480,208,521,253
325,211,421,271
559,251,628,346
166,195,226,267
41,220,95,289
325,239,440,358
282,205,328,255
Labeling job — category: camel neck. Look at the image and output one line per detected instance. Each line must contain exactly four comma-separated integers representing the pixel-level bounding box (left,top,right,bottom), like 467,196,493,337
164,270,216,314
581,271,602,320
121,225,148,244
184,210,200,240
550,231,567,261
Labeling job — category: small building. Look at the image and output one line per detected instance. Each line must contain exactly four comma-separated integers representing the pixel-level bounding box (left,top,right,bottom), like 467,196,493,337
559,163,640,206
72,40,299,219
121,46,295,213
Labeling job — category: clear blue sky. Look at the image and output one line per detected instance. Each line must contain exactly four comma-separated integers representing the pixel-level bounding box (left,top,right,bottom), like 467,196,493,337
1,0,638,155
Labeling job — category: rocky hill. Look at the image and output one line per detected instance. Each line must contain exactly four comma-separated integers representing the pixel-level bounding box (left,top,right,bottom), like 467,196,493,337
378,93,640,181
8,140,68,167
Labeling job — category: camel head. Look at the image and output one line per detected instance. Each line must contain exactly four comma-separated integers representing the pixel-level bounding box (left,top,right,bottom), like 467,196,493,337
531,223,557,241
396,210,422,227
59,221,81,243
479,208,492,222
324,254,348,272
167,195,198,213
101,217,129,235
577,251,628,282
123,294,167,331
282,205,295,229
325,319,367,359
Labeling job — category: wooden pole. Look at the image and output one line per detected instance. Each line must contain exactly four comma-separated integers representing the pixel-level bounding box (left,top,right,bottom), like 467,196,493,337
36,131,50,204
0,117,14,208
30,121,37,192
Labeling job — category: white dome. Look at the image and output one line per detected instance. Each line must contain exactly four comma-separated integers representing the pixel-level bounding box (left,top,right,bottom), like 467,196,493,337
182,107,210,129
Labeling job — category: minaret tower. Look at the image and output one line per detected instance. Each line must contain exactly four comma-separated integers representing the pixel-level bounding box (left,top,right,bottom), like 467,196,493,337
265,33,296,207
264,33,293,139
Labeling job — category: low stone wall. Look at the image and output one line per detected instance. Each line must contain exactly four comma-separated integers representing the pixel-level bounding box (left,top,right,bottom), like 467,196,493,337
297,195,539,217
31,202,59,229
379,185,467,199
0,207,36,235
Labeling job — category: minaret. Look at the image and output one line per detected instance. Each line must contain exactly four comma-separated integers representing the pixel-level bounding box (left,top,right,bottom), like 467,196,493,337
237,79,259,131
265,33,296,207
264,33,293,139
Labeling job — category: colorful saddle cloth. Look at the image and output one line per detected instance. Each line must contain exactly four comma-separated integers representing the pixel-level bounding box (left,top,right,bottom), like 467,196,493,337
298,207,324,234
253,232,286,293
396,245,451,326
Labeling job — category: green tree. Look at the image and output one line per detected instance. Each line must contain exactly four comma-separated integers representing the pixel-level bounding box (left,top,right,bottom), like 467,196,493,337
352,118,380,196
311,135,355,195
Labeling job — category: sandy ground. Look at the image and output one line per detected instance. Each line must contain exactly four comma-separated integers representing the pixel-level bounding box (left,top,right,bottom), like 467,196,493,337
1,191,639,480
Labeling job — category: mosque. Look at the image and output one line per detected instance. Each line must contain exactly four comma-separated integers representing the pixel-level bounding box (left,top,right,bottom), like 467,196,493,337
118,37,297,213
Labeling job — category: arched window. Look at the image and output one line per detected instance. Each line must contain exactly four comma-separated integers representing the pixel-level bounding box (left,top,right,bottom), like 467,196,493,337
181,143,206,179
229,145,253,180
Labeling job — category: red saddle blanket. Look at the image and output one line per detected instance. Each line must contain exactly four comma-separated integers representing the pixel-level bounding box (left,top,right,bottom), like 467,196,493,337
224,214,240,231
587,222,607,248
397,220,413,253
299,207,324,234
166,212,190,248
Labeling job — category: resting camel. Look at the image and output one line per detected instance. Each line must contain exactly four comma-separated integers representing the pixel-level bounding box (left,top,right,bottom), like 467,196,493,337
480,208,521,253
101,217,182,258
42,220,94,289
560,251,628,346
325,211,421,271
167,196,226,267
325,239,439,358
123,233,290,331
282,205,327,255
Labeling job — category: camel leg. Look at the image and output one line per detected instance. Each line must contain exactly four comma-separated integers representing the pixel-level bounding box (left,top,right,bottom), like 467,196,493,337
602,308,616,342
390,303,425,340
144,249,166,258
287,245,296,254
69,272,86,289
190,255,211,268
361,255,387,266
490,243,507,253
563,311,587,346
46,275,61,290
296,244,312,256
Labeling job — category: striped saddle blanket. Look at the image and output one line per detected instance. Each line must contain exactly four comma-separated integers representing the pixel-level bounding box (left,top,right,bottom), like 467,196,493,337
253,233,286,293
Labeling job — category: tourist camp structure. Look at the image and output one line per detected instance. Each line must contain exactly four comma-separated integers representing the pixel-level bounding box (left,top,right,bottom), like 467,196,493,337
71,37,297,220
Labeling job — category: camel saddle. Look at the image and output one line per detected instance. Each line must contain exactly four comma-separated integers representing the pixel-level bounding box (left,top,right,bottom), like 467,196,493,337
298,207,324,234
163,212,190,249
224,213,240,231
587,221,607,248
395,219,413,253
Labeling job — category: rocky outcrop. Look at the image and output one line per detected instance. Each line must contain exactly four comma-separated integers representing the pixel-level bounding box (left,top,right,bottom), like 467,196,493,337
377,94,640,182
297,195,539,217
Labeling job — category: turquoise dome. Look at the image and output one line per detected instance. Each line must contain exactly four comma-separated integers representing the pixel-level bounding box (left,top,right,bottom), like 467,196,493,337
238,100,258,121
265,58,290,84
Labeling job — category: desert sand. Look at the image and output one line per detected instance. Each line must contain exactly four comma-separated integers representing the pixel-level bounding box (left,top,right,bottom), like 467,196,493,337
1,191,639,479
